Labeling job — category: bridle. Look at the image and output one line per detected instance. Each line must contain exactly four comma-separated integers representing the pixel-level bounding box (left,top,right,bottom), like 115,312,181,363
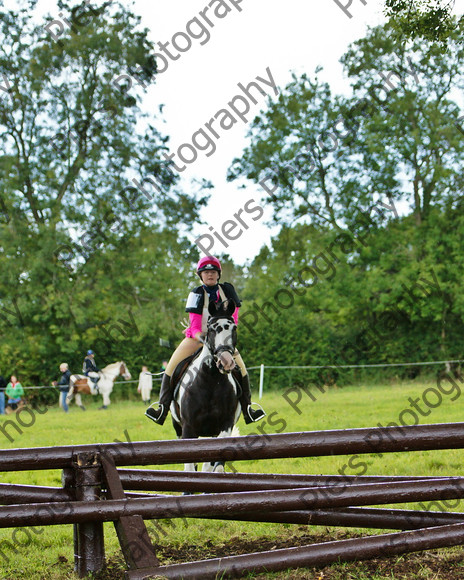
213,344,235,357
206,316,236,373
119,362,131,380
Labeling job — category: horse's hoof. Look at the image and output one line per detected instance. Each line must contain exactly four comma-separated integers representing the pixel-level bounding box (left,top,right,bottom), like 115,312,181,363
79,406,86,411
213,462,225,473
98,405,108,410
182,491,194,496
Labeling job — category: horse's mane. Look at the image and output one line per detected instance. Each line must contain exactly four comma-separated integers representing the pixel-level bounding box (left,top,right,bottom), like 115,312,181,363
101,361,123,372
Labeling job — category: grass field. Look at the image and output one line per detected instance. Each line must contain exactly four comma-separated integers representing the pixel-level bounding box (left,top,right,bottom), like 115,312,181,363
1,378,464,579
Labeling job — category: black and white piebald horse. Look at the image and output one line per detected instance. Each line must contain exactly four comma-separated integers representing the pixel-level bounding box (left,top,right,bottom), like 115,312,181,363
172,299,241,473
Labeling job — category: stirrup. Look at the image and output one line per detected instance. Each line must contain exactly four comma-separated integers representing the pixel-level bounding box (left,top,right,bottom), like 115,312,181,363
245,403,266,424
145,402,165,424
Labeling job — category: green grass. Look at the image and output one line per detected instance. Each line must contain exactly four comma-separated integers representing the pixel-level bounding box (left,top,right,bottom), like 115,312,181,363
1,380,464,579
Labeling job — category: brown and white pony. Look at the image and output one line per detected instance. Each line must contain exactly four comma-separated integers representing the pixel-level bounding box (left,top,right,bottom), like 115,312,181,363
67,361,131,410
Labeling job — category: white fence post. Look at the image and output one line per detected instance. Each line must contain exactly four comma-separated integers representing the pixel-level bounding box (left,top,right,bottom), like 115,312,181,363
259,364,264,399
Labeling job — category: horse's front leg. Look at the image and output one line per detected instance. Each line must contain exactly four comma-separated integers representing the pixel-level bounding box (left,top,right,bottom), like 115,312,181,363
183,453,198,492
202,461,223,473
99,387,111,410
211,427,236,473
184,462,197,473
181,426,199,474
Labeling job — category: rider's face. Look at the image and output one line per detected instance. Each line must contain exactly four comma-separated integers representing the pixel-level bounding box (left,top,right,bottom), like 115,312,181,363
200,270,219,286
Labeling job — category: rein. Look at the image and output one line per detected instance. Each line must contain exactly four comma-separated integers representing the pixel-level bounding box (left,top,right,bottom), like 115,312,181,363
213,345,235,357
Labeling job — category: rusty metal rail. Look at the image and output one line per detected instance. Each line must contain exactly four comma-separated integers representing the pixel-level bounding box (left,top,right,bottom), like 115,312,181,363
3,422,464,578
3,483,464,531
1,422,464,471
124,521,464,579
2,478,464,528
215,507,464,530
5,482,464,530
112,469,451,493
0,483,164,505
0,483,75,504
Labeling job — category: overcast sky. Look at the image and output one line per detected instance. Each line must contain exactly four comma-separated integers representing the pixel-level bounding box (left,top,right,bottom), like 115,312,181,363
31,0,462,263
129,0,389,264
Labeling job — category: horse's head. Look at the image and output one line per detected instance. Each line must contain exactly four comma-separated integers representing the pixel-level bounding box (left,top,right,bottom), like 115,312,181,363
206,300,237,373
119,362,131,380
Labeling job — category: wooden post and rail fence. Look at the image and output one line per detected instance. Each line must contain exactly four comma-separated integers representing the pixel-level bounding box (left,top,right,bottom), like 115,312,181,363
1,422,464,578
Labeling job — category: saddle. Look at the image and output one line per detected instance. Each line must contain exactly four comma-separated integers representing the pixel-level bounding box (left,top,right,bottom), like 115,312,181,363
170,349,242,399
171,349,243,400
171,348,202,399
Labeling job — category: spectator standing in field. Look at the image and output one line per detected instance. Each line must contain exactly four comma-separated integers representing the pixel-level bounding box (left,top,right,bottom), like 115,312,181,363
0,373,7,414
55,363,71,413
138,365,153,404
6,375,24,410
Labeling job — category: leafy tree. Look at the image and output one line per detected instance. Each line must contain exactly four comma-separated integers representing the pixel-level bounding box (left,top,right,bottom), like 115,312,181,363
229,23,464,231
0,0,208,388
231,23,464,382
341,21,464,228
238,215,458,385
228,73,353,230
384,0,461,42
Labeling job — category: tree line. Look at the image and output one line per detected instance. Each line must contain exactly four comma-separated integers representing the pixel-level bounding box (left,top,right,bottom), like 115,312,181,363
0,1,463,399
230,16,464,386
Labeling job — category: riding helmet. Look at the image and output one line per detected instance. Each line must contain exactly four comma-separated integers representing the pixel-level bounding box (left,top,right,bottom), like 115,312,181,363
197,256,222,278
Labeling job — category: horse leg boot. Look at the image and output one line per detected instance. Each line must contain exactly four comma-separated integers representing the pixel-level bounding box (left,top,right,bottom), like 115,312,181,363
145,373,173,425
239,373,266,424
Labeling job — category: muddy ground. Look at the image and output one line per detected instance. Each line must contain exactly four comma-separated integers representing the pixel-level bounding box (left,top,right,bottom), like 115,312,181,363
89,529,464,579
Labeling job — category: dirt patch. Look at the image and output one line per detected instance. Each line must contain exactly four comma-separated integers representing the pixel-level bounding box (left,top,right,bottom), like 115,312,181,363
89,529,464,579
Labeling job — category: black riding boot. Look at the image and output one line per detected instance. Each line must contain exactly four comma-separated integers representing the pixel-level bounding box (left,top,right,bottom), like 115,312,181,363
239,373,266,424
145,373,173,425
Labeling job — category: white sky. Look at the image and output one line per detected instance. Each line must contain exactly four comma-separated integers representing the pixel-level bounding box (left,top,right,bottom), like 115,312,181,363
27,0,463,263
131,0,387,264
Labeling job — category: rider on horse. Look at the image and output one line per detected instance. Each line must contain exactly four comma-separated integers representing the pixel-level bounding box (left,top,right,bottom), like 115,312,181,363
83,350,100,392
146,256,266,426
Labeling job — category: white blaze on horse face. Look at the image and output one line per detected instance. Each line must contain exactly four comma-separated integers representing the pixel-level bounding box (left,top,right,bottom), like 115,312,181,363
209,319,237,371
210,319,237,353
